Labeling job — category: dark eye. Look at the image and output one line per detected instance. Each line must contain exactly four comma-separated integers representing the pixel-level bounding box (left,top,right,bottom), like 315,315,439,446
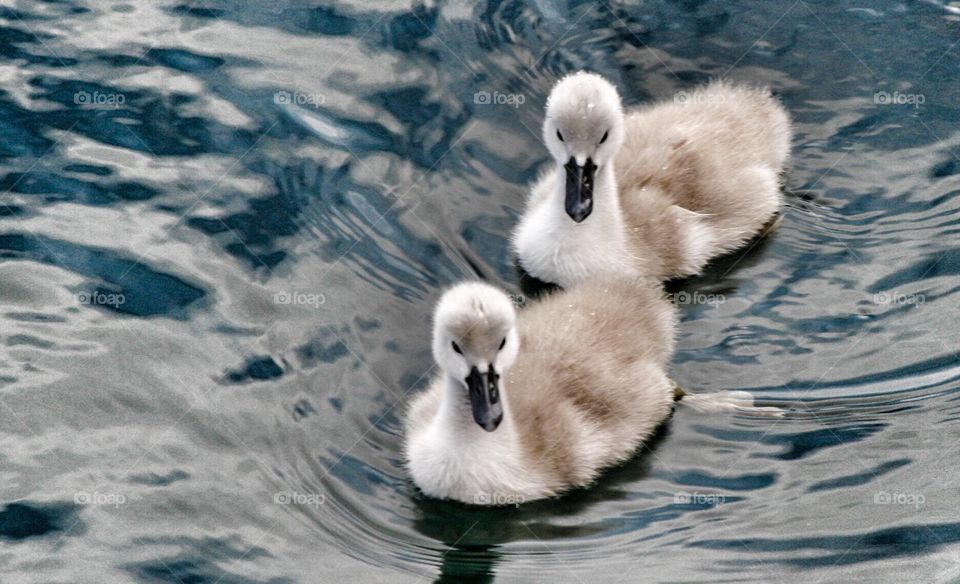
452,341,463,355
599,130,608,144
498,338,506,351
556,129,564,142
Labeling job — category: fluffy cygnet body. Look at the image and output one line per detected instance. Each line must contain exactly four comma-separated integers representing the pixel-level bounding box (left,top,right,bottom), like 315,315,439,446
513,72,792,287
404,278,677,504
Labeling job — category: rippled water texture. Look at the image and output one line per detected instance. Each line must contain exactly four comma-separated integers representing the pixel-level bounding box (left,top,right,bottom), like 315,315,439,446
2,0,960,582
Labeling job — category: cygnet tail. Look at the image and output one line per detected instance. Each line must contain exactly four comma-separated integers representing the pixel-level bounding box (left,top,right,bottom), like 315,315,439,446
673,383,783,417
670,207,720,277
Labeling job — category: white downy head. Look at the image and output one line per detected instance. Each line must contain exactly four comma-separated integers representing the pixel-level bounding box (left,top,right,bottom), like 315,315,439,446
432,282,520,432
542,72,625,223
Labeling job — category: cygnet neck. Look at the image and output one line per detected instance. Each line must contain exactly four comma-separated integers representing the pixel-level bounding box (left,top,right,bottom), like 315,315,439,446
552,161,622,223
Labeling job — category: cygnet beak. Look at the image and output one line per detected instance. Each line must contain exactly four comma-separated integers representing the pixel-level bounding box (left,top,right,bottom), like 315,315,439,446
466,365,503,432
564,156,596,223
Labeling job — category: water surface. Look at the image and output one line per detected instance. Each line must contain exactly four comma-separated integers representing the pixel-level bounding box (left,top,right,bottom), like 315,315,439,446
2,1,960,582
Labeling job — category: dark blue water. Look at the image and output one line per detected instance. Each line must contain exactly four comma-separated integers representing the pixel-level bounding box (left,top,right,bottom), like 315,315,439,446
2,0,959,582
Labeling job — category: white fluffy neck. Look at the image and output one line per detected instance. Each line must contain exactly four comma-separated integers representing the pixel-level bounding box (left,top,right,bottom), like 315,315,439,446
512,155,635,287
406,372,538,504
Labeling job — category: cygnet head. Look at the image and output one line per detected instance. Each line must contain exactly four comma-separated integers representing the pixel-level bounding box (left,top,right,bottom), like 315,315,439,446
432,282,520,432
543,71,625,223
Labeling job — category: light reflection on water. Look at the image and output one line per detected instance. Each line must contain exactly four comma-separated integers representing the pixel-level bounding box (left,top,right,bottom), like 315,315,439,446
1,1,959,582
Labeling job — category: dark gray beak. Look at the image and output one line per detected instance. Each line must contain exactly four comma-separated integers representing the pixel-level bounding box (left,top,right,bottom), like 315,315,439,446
466,365,502,432
564,156,596,223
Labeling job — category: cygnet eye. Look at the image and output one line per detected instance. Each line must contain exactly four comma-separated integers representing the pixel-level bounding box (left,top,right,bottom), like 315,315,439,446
452,341,463,355
498,337,506,351
599,130,608,144
556,129,564,142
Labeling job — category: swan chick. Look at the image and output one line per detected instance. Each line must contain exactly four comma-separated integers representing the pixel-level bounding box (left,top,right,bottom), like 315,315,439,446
512,71,792,287
404,279,678,504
